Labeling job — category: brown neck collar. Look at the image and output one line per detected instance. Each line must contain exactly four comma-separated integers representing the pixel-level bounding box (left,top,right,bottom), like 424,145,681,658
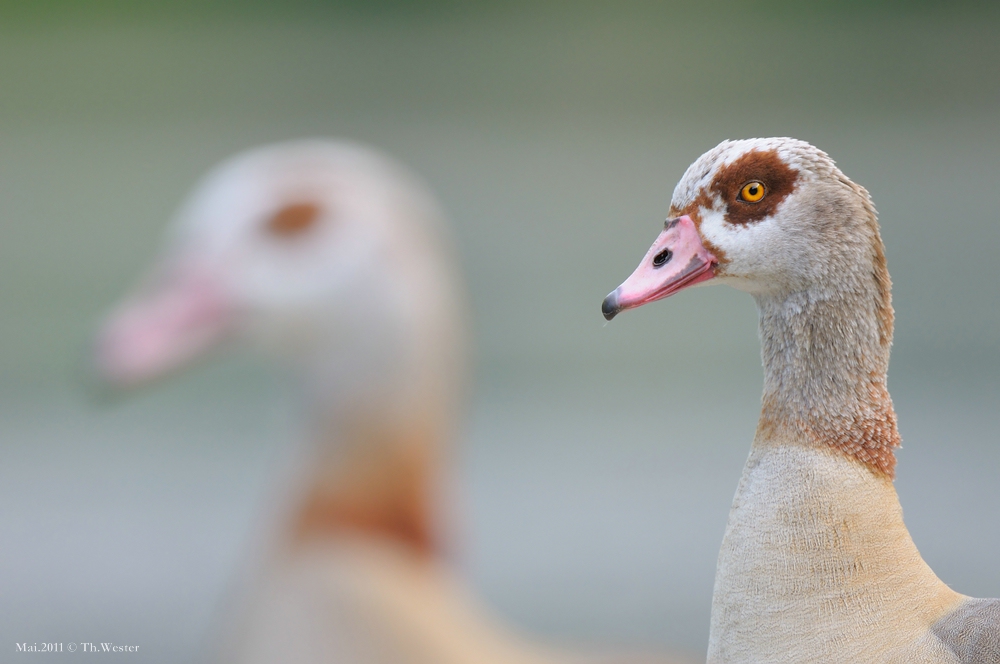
289,420,444,557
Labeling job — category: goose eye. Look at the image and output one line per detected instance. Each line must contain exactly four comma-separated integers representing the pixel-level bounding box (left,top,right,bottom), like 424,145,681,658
265,202,322,237
739,181,765,203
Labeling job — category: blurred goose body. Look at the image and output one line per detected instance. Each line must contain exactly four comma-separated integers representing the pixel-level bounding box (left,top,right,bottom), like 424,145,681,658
97,140,681,664
603,138,1000,663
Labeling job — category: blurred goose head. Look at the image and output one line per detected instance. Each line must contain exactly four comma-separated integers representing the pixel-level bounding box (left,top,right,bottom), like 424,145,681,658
96,140,465,427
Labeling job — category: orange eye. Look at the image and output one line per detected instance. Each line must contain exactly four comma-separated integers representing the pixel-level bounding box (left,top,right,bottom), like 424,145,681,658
265,202,322,237
739,181,765,203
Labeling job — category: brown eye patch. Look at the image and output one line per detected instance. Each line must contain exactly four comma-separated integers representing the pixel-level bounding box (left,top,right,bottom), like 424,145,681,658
710,149,799,225
265,201,322,237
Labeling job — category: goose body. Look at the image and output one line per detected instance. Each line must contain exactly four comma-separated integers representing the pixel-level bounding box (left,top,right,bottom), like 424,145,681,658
221,537,579,664
603,138,1000,663
97,140,684,664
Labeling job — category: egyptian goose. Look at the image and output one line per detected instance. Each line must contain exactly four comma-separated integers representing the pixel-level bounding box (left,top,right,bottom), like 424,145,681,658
96,140,683,664
602,138,1000,663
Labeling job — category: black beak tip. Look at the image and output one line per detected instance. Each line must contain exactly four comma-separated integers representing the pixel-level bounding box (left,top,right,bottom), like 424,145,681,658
602,291,620,321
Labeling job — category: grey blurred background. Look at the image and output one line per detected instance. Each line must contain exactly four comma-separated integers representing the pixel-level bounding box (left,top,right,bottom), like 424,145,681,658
3,1,1000,661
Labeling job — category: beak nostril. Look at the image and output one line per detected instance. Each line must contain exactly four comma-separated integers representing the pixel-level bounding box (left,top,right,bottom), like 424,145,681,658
652,249,672,268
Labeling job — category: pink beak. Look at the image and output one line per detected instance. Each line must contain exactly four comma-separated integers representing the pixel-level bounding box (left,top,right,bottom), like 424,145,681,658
94,260,234,388
602,215,717,320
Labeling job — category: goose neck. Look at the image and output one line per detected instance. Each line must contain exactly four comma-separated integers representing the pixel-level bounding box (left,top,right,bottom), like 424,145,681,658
753,282,900,476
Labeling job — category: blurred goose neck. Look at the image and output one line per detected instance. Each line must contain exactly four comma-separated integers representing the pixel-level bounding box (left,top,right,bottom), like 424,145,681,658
288,248,464,557
290,412,449,557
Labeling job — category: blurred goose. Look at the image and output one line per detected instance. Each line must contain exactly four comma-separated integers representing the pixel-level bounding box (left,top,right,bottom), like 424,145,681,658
97,140,683,664
603,138,999,663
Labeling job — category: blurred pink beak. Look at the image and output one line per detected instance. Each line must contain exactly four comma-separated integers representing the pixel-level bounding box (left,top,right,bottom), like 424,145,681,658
602,215,717,321
94,262,233,388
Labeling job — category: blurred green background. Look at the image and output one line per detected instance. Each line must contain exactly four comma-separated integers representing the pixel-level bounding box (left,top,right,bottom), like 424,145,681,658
3,1,1000,661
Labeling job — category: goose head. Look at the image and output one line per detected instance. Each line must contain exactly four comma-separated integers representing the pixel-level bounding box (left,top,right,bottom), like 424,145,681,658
603,137,888,321
95,140,464,423
603,137,900,475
